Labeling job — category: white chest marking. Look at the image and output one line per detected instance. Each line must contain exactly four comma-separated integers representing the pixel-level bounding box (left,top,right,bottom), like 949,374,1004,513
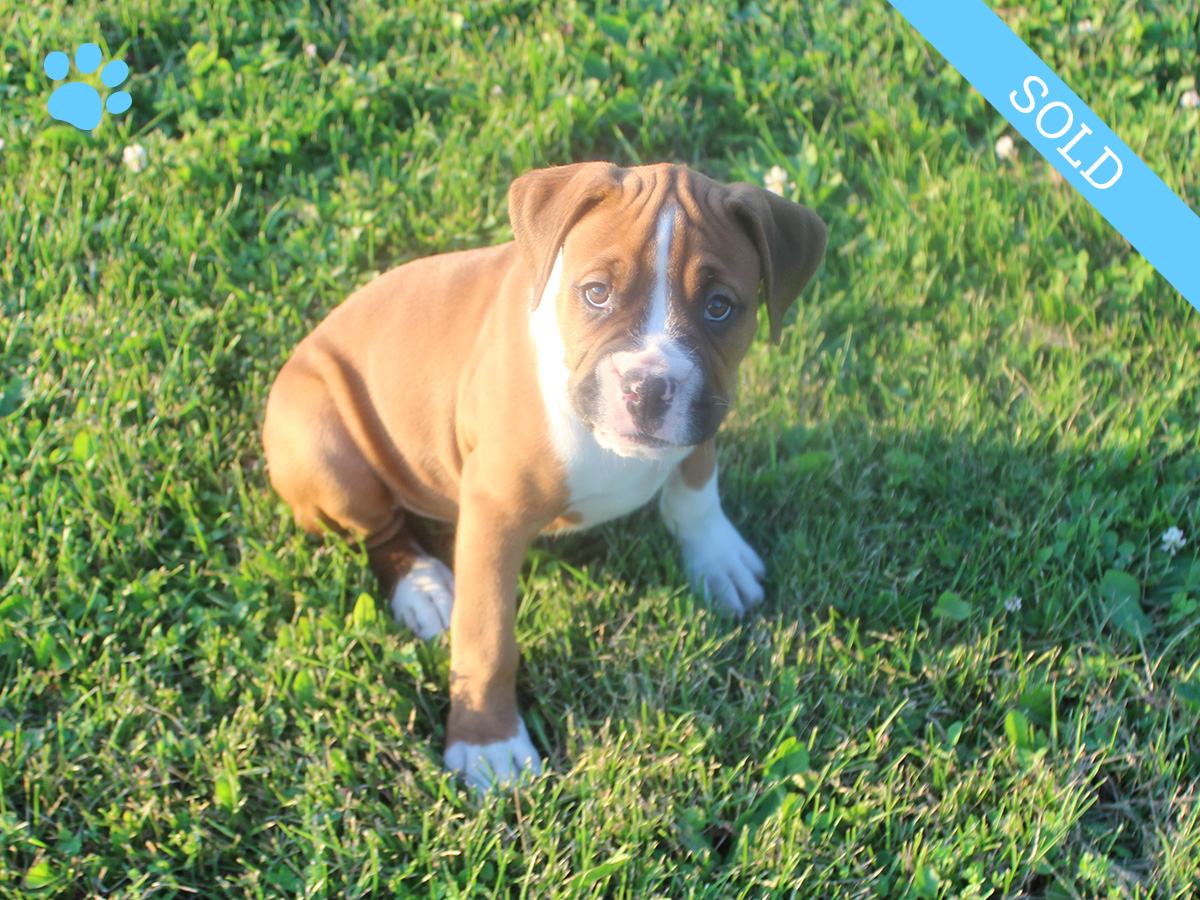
531,248,688,530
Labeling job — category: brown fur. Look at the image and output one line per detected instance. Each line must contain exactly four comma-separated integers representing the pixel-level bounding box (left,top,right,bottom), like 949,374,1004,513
680,441,718,491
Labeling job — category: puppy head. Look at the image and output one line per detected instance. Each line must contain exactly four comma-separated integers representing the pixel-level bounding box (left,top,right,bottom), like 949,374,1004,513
512,162,826,459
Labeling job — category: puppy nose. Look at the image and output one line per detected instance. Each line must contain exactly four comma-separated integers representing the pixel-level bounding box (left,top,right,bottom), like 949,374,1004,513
620,368,676,403
620,367,676,428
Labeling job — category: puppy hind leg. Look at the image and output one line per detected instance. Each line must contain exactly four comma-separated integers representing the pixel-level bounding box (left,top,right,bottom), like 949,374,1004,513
368,526,455,642
264,366,454,640
264,366,395,536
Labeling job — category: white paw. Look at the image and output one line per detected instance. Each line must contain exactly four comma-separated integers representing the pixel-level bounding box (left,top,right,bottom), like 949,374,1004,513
389,556,454,640
444,718,542,793
680,519,766,616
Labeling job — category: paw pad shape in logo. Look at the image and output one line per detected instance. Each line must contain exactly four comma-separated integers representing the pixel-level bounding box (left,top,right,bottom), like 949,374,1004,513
44,43,132,132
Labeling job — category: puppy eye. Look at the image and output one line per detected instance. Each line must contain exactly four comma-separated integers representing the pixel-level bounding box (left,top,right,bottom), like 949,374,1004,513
704,294,734,322
582,282,611,309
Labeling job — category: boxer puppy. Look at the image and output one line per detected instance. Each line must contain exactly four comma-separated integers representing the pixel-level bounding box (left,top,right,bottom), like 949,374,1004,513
263,162,826,790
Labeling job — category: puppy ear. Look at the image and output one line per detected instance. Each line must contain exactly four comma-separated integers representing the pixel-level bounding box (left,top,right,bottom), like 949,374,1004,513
508,162,626,308
725,184,827,343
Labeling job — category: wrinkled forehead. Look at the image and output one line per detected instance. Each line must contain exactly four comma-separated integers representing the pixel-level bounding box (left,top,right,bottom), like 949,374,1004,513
560,169,761,293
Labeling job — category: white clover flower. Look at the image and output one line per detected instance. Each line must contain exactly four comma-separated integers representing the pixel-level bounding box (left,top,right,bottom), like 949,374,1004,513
0,138,6,152
491,85,503,97
1077,19,1094,35
764,164,792,197
1161,526,1186,555
1180,90,1200,110
304,43,318,59
994,134,1017,161
122,143,148,173
1004,596,1022,613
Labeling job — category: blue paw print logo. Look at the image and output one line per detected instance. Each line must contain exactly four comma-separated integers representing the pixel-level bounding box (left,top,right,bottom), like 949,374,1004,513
44,43,132,131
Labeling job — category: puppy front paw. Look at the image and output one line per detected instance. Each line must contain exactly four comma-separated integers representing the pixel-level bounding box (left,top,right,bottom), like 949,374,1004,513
444,717,542,793
681,519,766,616
390,556,455,640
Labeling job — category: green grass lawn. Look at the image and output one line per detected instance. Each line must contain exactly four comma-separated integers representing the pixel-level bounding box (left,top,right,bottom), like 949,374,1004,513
3,0,1199,897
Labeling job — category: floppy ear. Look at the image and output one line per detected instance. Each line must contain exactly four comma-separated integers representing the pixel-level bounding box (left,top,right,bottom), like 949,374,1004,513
508,162,626,308
725,184,827,343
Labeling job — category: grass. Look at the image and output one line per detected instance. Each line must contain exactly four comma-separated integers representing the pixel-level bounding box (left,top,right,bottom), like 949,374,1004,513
2,0,1199,897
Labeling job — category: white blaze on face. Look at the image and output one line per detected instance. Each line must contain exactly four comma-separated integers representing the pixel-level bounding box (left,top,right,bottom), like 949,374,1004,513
645,204,675,337
597,204,699,453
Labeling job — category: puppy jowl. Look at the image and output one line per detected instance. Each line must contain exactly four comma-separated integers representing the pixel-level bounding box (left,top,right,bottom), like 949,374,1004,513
263,162,826,791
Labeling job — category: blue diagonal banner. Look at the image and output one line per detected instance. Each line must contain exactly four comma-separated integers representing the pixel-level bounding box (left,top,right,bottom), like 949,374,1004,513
888,0,1200,313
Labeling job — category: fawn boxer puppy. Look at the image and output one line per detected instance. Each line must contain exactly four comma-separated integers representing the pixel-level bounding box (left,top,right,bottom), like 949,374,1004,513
263,162,826,790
